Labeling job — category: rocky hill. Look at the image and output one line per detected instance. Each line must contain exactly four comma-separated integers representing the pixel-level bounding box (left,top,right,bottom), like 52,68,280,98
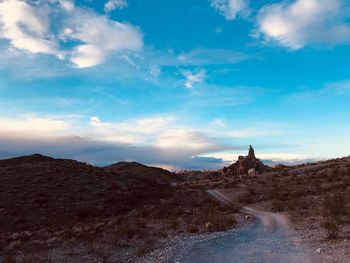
0,154,236,262
223,145,269,176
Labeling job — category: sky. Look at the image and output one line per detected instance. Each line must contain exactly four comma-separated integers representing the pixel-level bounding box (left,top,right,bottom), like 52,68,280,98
0,0,350,170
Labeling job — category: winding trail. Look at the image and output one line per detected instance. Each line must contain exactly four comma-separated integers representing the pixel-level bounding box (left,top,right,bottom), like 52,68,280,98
179,190,315,263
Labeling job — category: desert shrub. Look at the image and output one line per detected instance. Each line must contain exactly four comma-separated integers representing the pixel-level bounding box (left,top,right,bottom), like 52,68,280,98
151,205,170,219
323,219,342,239
136,236,159,256
76,207,103,220
116,220,146,239
167,218,179,230
195,205,237,232
322,193,347,239
205,214,236,232
238,192,254,204
271,200,285,212
4,256,16,263
85,240,112,262
229,202,242,213
247,185,257,195
187,224,199,233
285,199,299,211
344,177,350,186
23,252,52,263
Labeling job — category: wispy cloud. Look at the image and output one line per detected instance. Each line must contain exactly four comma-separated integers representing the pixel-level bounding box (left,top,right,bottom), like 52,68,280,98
181,68,206,89
288,80,350,102
176,48,250,66
104,0,128,13
210,0,250,20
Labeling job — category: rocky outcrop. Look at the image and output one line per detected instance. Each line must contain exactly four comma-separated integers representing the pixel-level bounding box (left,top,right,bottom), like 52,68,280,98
223,145,268,176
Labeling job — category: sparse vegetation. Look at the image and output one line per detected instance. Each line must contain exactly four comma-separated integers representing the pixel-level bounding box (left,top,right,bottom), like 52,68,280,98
322,193,348,239
1,154,350,261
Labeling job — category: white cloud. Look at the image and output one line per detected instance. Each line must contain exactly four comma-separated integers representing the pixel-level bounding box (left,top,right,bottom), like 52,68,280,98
0,0,57,54
155,129,219,151
59,0,75,12
149,64,161,77
210,118,227,128
0,116,71,134
89,115,176,144
181,68,206,89
210,0,250,20
62,8,143,68
228,127,281,138
104,0,128,13
0,0,143,68
255,0,350,49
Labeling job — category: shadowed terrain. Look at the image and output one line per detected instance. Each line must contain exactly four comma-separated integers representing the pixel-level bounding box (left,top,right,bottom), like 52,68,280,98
1,150,350,262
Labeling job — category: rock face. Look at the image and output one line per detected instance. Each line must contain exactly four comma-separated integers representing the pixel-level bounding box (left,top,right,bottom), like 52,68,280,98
223,145,268,176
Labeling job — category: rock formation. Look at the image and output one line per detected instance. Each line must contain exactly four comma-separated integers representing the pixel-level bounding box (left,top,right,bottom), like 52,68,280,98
223,145,268,177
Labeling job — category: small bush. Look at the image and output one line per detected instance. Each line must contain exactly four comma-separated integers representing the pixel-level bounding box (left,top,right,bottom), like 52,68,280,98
136,236,158,256
238,192,254,204
115,219,147,239
271,200,285,212
322,193,347,239
23,252,52,263
187,224,199,233
85,240,112,262
4,256,16,263
323,218,342,239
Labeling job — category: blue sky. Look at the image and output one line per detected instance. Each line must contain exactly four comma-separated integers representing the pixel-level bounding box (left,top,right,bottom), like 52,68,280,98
0,0,349,170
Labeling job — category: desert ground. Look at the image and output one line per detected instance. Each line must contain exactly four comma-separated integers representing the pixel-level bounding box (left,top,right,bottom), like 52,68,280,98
1,150,350,262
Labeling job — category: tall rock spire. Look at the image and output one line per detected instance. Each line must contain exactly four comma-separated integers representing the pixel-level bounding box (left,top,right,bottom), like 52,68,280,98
223,145,268,177
248,145,255,159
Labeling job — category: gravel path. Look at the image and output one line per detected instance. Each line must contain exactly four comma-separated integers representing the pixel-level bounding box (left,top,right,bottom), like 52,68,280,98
139,190,319,263
180,206,314,263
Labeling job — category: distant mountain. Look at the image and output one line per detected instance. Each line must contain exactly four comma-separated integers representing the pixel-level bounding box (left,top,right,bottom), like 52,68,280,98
104,161,175,183
0,153,54,166
0,154,176,233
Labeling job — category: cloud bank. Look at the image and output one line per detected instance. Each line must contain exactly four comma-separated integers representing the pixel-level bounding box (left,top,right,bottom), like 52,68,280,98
0,114,327,170
0,115,234,170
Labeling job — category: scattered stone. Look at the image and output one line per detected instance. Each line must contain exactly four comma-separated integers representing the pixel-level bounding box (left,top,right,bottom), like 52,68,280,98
205,222,213,229
10,233,20,240
315,248,322,253
245,214,254,221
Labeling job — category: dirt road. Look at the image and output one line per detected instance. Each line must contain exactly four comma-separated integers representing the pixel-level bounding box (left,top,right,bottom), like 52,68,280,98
179,190,317,263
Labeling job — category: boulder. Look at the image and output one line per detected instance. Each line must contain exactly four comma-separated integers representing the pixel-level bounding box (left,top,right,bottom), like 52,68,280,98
248,168,256,176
